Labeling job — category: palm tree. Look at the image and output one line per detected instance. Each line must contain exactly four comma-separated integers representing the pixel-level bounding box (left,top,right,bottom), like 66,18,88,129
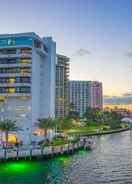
0,119,20,148
108,111,122,129
84,107,103,124
37,118,54,140
51,118,59,137
57,117,73,137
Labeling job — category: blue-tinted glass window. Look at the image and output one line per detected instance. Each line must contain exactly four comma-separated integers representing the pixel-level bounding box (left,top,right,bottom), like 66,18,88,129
16,37,32,46
0,37,33,46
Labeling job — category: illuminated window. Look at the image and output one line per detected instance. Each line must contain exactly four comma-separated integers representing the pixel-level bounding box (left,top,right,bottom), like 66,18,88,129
0,96,5,102
20,96,30,100
34,128,44,136
9,78,15,83
20,48,32,54
8,134,17,143
0,67,31,74
8,88,16,93
20,67,31,73
20,58,32,64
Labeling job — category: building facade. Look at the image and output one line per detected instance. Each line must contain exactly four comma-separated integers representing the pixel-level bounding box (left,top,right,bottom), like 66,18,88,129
0,33,56,144
69,81,103,117
55,54,69,118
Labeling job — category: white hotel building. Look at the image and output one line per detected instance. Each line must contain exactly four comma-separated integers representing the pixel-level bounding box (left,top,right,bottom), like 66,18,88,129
0,32,56,144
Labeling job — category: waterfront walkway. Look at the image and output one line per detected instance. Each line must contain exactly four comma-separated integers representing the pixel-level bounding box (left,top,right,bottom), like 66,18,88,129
0,142,84,161
80,127,129,136
0,128,129,162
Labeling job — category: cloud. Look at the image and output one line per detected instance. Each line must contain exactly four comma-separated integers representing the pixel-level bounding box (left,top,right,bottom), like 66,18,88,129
104,95,111,98
104,92,132,105
126,51,132,58
122,92,132,97
72,49,91,57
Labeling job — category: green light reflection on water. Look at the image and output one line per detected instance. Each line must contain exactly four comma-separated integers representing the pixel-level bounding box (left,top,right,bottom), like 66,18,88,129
0,151,88,175
1,161,37,174
53,150,89,167
0,150,90,183
53,154,71,167
77,150,89,155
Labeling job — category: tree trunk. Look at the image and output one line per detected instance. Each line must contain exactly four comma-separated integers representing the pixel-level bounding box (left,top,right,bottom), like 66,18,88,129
5,131,8,148
45,128,48,140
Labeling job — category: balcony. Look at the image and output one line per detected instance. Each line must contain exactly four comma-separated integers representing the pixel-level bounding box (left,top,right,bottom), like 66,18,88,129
0,66,31,74
0,76,31,83
0,86,31,96
0,48,32,58
0,93,31,97
0,53,32,59
0,83,31,87
0,63,32,68
0,73,31,77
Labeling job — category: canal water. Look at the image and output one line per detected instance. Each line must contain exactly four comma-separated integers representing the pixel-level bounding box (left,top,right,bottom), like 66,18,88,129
0,131,132,184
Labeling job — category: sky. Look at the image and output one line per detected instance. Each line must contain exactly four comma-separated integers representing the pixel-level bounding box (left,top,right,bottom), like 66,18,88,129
0,0,132,105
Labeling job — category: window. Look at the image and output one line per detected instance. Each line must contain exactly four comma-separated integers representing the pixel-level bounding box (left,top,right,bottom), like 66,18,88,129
20,58,32,64
0,39,7,46
0,48,16,55
34,39,42,48
15,37,32,46
20,87,31,93
0,37,33,47
0,87,31,93
19,48,32,54
8,88,16,93
8,39,16,45
0,67,31,74
9,78,15,83
20,67,31,73
0,77,31,83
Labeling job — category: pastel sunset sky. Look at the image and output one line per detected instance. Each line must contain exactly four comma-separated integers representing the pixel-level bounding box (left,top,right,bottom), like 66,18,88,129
0,0,132,105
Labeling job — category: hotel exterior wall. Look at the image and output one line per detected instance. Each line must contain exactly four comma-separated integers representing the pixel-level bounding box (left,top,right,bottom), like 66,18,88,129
43,37,56,118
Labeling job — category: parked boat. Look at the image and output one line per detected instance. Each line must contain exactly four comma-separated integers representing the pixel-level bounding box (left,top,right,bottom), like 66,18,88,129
81,137,95,150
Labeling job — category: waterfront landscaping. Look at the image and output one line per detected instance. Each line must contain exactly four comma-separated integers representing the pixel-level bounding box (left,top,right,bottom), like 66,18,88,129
68,107,129,136
0,108,129,162
0,108,129,148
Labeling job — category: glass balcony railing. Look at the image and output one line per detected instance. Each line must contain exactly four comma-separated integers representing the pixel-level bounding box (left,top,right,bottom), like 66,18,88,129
0,67,31,74
0,77,31,84
0,58,32,65
0,48,32,58
0,86,31,94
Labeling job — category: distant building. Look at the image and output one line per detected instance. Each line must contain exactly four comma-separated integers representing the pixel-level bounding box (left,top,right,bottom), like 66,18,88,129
0,32,56,144
69,80,103,117
55,54,69,118
104,107,132,118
